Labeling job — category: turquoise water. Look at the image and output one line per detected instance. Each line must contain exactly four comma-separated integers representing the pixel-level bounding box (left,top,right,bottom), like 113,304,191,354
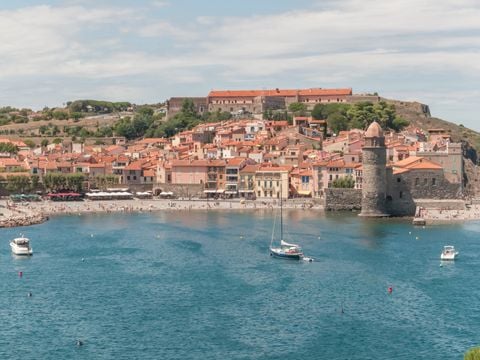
1,210,480,359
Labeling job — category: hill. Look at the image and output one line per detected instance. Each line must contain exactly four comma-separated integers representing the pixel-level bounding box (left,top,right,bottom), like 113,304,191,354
386,99,480,195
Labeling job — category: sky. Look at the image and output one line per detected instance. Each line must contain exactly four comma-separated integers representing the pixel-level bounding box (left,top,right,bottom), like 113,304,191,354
1,0,480,130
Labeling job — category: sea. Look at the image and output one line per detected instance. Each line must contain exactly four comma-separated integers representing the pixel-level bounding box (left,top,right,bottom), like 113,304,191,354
1,209,479,359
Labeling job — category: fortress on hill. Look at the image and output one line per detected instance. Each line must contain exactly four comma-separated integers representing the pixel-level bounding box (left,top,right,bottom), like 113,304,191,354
166,87,380,119
359,121,462,217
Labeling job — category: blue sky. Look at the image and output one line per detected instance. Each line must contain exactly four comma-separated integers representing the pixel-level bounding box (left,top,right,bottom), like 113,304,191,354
1,0,480,130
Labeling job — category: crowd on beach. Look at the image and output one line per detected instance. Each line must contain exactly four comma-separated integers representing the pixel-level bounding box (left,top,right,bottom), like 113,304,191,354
0,198,322,228
417,205,480,224
5,196,480,229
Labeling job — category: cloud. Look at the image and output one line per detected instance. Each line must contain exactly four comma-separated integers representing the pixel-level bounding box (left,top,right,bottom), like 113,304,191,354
0,5,137,78
151,1,170,8
1,0,480,129
137,22,196,40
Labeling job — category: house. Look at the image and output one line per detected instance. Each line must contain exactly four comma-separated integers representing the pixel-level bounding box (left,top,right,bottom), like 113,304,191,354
239,164,261,200
170,160,209,185
224,157,256,197
255,165,292,199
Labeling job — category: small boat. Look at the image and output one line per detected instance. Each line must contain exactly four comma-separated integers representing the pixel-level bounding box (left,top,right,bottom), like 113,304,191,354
269,185,307,261
10,235,33,256
440,245,458,261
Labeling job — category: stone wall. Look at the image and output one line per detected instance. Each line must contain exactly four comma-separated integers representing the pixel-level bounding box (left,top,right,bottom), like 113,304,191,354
324,188,362,211
386,169,462,216
360,146,387,216
153,183,204,198
415,199,465,211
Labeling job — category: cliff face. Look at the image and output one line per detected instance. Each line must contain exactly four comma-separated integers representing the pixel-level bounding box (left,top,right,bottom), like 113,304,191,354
385,98,480,196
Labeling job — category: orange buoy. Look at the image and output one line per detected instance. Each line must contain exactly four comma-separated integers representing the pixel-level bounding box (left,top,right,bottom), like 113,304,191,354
388,286,393,294
19,271,23,278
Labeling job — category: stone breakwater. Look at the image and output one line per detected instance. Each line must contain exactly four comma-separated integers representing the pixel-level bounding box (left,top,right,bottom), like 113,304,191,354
0,207,48,228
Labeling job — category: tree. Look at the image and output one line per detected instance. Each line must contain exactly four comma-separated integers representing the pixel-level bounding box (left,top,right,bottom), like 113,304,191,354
0,143,19,154
328,113,349,134
331,176,355,188
6,175,31,193
53,138,63,144
31,174,40,190
24,139,36,149
137,106,154,117
288,102,307,115
465,347,480,360
41,139,49,147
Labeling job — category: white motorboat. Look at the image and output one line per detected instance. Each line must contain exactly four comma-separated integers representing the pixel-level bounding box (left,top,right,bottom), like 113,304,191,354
440,245,458,261
10,235,33,256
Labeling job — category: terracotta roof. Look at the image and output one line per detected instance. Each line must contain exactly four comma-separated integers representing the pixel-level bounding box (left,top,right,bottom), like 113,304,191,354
257,165,293,172
208,88,352,98
240,164,261,173
393,156,423,168
393,156,443,171
408,161,443,170
226,157,246,166
124,161,144,171
393,168,410,175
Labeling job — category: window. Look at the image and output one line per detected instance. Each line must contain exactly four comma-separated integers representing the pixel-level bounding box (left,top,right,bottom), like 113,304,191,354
397,178,401,183
432,178,436,186
415,178,419,186
423,178,428,185
399,191,403,198
127,176,130,180
270,181,272,188
258,191,261,197
133,176,137,180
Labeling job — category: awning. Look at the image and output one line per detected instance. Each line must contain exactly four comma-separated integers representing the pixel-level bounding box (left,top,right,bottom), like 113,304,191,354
225,191,237,194
204,190,217,193
238,190,255,193
297,190,311,196
216,189,225,193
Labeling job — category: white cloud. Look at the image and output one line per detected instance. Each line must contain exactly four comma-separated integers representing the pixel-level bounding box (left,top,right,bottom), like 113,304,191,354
151,1,170,8
1,0,480,129
137,22,196,40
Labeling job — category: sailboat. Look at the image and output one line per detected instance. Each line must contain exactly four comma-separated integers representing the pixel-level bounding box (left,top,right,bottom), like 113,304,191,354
269,185,305,260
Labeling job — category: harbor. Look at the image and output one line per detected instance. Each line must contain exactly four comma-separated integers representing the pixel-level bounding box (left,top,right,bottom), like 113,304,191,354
0,210,478,359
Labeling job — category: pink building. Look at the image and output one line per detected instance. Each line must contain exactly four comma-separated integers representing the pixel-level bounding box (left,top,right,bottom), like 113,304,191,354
170,160,209,185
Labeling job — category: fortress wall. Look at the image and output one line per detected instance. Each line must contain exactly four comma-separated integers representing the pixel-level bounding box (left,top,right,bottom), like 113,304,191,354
325,188,362,211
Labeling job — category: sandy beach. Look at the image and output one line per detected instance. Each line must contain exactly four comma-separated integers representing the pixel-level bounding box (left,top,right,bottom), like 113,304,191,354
0,198,323,228
417,204,480,225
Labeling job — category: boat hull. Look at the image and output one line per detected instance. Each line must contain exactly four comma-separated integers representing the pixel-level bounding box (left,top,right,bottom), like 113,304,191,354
270,248,303,260
440,253,458,261
10,243,33,256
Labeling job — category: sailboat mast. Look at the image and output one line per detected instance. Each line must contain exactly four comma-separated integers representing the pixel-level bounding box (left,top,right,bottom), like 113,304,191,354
280,182,283,241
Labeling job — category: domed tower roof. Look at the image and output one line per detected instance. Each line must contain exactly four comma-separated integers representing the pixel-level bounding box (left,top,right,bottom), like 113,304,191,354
365,121,383,138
